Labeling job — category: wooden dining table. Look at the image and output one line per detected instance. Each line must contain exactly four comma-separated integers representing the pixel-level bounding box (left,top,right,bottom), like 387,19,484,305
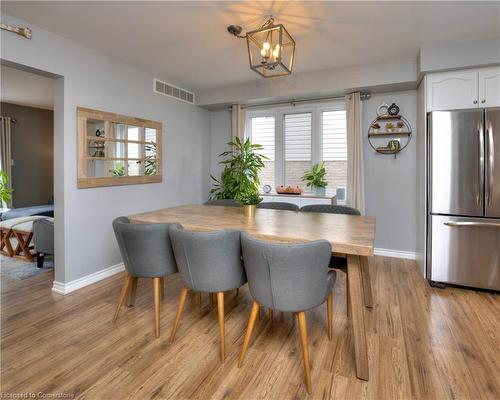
129,204,375,381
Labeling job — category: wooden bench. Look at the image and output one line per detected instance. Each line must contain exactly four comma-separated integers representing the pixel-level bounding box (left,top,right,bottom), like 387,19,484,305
0,216,50,260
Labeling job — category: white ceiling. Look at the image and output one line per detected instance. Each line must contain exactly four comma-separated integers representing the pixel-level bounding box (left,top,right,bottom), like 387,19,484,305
1,65,54,110
2,1,499,91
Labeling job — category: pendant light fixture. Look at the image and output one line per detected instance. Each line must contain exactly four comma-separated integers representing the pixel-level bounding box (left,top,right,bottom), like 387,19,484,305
227,16,296,78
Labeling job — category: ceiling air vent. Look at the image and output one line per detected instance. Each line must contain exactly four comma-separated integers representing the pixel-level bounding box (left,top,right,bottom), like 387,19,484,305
153,78,195,104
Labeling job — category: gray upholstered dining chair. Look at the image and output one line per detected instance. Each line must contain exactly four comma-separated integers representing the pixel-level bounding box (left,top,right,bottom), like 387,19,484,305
257,202,299,211
204,199,242,207
239,232,335,394
300,204,361,270
168,225,247,363
112,217,179,338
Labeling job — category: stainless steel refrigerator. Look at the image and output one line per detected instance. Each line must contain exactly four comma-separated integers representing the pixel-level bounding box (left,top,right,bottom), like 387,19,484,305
427,108,500,290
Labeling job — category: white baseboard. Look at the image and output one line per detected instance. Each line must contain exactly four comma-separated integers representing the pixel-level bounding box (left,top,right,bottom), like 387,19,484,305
374,247,417,260
50,246,416,295
52,263,125,295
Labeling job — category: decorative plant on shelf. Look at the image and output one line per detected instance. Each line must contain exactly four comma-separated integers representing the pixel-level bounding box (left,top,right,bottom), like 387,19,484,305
0,170,13,207
302,162,328,195
209,137,267,217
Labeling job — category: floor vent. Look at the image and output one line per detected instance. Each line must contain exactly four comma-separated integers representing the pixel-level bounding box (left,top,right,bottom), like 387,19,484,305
153,78,195,104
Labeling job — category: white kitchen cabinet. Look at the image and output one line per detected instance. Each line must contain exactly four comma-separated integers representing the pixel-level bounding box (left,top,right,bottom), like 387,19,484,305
426,70,478,111
479,66,500,107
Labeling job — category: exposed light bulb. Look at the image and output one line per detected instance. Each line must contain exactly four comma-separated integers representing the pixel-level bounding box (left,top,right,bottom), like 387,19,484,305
260,48,267,57
262,42,270,50
272,48,279,58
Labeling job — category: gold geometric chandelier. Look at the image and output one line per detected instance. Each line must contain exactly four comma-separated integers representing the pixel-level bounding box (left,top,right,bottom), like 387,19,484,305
228,16,296,78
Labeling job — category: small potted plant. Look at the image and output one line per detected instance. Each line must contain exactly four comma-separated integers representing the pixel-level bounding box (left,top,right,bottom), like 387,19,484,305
396,121,405,132
371,122,381,133
236,190,262,218
302,162,328,196
0,170,13,208
385,122,394,133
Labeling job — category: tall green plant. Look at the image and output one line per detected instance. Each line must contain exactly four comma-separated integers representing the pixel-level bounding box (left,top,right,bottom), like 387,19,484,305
209,137,267,205
0,170,13,206
302,162,328,189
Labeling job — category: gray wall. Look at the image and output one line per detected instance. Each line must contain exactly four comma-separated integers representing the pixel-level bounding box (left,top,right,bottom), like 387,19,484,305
1,102,53,208
209,109,232,180
362,91,417,253
2,14,211,283
208,90,417,253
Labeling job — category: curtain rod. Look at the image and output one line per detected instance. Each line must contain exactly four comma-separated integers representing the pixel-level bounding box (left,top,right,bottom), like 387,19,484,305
1,116,17,123
236,92,371,110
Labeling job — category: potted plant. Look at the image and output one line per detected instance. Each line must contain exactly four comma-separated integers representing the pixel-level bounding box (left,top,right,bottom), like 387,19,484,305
302,162,328,196
396,121,405,132
209,137,266,217
238,191,262,218
0,170,13,208
385,122,394,133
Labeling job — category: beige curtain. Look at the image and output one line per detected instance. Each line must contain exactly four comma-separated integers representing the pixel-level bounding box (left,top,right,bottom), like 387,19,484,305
346,93,365,214
0,117,13,208
231,104,246,143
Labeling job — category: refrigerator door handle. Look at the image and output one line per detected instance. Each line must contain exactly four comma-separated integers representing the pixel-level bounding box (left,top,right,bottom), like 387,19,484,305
487,124,494,206
478,123,485,208
444,221,500,228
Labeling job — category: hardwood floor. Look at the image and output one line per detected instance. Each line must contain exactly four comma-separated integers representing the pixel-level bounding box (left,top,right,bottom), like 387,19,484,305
1,256,499,399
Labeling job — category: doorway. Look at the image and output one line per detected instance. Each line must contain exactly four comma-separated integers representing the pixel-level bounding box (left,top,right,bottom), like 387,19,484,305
0,64,56,283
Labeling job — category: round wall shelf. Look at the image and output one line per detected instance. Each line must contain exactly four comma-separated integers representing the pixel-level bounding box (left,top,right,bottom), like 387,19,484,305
367,114,412,158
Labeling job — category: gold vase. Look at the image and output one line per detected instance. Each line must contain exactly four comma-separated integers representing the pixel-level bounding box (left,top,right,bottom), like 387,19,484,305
243,204,256,218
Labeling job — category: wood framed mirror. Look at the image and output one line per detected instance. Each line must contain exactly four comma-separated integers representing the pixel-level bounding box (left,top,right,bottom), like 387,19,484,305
77,107,162,188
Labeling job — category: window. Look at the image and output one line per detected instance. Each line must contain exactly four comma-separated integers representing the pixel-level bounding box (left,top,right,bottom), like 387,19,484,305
249,116,275,191
246,101,347,197
322,110,347,193
284,112,312,187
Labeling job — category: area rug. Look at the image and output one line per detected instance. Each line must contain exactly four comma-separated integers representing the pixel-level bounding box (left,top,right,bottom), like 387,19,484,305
0,254,54,279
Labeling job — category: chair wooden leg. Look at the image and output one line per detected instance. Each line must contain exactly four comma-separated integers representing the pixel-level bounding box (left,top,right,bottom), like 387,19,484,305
297,311,312,394
239,301,260,367
210,292,215,308
327,292,333,340
268,309,273,321
160,277,165,300
113,274,133,322
217,291,225,363
198,292,202,308
170,287,189,343
153,277,161,338
127,277,138,307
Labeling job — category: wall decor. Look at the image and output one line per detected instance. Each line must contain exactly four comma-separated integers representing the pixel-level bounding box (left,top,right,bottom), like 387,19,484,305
376,103,389,116
388,102,400,116
77,107,162,188
367,108,412,158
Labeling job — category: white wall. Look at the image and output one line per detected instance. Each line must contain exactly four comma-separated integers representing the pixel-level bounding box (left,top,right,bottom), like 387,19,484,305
208,90,417,254
1,14,210,283
419,36,500,76
197,58,417,107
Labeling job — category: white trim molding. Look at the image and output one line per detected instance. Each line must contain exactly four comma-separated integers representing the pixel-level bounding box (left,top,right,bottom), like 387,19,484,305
374,247,417,260
52,263,124,295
